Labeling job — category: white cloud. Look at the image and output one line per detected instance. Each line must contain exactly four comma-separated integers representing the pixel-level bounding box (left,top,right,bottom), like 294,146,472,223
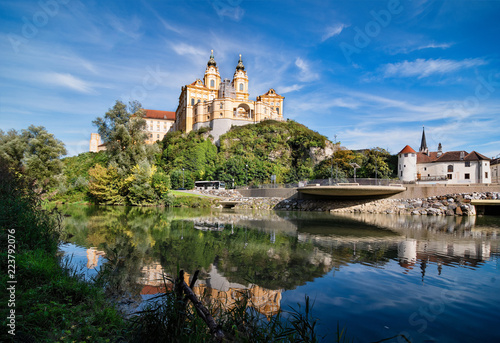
171,43,206,57
45,73,95,94
416,42,454,51
389,42,454,55
381,58,487,78
209,1,245,21
295,57,319,82
321,24,345,42
107,14,143,40
279,84,304,94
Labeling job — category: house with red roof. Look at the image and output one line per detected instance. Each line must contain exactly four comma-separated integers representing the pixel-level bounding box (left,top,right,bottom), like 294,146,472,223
142,109,175,144
398,128,491,184
89,109,175,152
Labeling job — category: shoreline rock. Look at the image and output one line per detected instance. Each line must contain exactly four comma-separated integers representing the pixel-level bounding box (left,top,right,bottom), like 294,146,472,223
205,189,499,216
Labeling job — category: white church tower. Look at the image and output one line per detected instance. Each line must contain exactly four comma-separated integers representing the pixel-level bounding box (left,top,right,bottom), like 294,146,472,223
398,145,417,182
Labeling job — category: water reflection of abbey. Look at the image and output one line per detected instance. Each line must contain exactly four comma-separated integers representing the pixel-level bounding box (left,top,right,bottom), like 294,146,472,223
85,247,282,317
139,263,282,318
82,210,499,314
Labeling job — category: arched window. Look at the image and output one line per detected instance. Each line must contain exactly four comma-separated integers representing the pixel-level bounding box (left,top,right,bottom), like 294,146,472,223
239,83,244,91
210,79,215,88
448,165,454,172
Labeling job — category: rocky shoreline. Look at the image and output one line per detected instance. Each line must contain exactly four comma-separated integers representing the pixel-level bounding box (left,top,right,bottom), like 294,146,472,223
219,191,498,216
199,189,499,216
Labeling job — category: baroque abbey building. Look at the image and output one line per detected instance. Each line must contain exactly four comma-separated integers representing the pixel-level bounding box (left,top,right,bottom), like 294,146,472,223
173,51,284,143
90,51,282,151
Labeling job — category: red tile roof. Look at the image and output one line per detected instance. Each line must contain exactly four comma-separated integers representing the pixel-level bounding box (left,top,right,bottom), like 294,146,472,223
398,145,416,154
465,151,490,161
144,109,175,120
416,150,490,163
140,285,170,295
435,151,467,162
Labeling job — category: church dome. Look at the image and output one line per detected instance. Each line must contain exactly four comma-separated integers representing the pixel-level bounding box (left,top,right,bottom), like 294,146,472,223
207,50,217,67
236,54,245,71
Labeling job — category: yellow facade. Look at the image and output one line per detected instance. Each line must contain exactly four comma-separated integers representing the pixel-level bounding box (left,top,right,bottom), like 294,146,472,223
173,51,284,139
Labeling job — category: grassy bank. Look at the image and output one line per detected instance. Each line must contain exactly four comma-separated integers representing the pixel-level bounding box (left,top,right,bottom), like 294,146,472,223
50,190,216,209
0,162,127,342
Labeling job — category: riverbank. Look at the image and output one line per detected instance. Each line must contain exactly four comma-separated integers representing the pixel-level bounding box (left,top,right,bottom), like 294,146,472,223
0,165,126,342
278,192,499,215
204,188,499,216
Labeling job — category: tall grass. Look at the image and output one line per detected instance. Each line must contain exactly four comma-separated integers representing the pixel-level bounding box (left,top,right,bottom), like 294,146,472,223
0,159,127,342
129,271,324,342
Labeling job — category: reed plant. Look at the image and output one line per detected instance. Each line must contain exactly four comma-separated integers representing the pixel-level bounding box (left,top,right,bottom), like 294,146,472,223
128,271,324,343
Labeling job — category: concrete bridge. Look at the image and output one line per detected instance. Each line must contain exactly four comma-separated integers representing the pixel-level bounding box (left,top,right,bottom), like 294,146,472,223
297,184,405,199
470,200,500,215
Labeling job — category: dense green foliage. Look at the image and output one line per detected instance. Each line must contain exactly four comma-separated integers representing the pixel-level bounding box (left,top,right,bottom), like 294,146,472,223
217,120,326,184
158,129,217,189
314,147,395,180
0,158,126,342
53,151,109,203
93,100,158,175
158,120,332,186
158,120,396,187
53,108,397,206
0,125,67,191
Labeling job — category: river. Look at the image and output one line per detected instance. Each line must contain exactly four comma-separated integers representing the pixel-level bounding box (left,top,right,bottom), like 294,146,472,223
59,205,500,342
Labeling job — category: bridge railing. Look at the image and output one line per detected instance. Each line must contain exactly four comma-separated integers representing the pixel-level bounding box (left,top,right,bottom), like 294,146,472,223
233,178,401,189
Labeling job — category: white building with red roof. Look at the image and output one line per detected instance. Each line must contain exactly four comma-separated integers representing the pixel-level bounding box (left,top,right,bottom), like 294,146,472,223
142,109,175,144
89,109,175,152
398,128,491,184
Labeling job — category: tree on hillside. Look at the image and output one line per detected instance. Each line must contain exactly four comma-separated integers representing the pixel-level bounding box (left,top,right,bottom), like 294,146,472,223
158,129,217,185
356,148,393,179
0,126,67,190
93,100,159,174
314,146,357,180
0,129,27,170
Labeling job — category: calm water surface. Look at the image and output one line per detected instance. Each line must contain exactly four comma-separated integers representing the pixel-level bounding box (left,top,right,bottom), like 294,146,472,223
59,205,500,343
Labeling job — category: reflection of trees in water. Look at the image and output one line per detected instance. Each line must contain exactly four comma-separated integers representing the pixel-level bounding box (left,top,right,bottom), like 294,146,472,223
60,205,500,300
61,206,333,294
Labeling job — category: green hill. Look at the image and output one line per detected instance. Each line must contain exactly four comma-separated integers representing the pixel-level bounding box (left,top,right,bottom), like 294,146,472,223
158,120,335,187
56,120,395,204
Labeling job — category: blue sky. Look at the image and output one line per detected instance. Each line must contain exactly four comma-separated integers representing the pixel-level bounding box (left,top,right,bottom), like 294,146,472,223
1,0,499,157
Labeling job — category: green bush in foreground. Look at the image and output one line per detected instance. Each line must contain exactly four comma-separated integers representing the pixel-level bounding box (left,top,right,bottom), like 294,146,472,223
0,158,126,342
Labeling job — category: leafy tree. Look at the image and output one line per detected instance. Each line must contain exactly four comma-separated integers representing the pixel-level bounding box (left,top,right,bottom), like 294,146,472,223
93,100,159,175
152,168,171,200
170,169,194,190
126,162,158,205
0,129,27,170
158,129,217,184
88,164,125,204
355,148,393,178
0,125,66,190
314,146,355,180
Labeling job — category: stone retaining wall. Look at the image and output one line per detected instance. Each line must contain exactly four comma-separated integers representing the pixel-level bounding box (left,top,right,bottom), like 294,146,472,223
276,192,499,216
388,184,500,199
235,184,500,200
